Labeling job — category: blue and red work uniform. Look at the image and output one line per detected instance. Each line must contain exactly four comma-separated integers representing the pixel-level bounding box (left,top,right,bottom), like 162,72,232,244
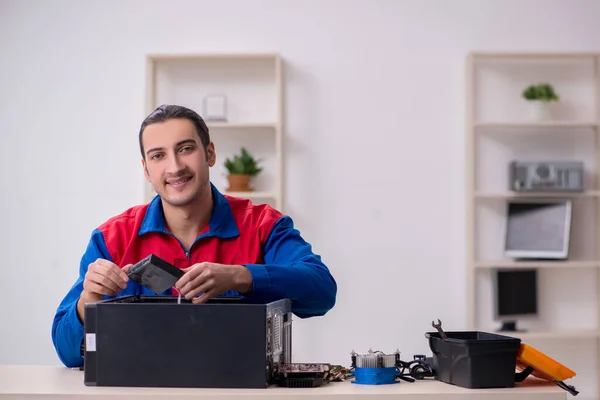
51,184,337,368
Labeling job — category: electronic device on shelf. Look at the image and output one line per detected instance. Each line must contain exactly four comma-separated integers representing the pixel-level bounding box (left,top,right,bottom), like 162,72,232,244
504,199,572,260
509,161,584,192
492,268,538,332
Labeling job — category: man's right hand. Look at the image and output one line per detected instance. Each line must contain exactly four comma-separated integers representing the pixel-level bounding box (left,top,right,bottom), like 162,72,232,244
76,259,132,322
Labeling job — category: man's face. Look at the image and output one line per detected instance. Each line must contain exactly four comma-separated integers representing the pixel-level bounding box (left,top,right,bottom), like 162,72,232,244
141,118,215,207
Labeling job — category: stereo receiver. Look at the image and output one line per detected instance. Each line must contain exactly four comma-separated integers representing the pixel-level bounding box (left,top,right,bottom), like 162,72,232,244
509,161,584,192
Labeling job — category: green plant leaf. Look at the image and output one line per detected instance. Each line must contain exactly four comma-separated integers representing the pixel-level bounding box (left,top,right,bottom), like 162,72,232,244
522,83,559,102
223,147,263,176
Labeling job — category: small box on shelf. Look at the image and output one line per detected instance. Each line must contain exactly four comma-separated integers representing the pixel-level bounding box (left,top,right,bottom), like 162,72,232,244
203,94,227,122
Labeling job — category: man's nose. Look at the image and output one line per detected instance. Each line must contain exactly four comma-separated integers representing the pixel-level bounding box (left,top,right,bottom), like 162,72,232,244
166,153,184,174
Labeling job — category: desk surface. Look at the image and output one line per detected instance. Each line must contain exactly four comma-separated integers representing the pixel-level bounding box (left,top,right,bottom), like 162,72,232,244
0,366,566,400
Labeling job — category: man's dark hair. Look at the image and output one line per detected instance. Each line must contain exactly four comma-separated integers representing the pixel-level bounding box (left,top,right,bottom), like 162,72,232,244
138,104,210,159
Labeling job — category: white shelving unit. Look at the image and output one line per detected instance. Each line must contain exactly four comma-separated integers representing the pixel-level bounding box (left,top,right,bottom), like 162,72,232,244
466,52,600,400
143,53,285,211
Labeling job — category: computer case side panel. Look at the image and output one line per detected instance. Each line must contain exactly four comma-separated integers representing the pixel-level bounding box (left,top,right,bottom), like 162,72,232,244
81,296,293,388
83,302,98,386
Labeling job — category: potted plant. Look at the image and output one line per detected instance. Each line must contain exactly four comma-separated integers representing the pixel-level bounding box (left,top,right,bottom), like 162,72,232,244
522,83,559,120
223,147,263,192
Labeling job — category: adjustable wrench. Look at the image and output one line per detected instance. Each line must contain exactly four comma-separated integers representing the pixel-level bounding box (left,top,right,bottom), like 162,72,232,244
432,319,448,340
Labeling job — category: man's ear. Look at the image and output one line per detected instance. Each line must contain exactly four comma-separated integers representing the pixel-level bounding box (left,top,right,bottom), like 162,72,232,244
206,142,216,167
142,159,151,182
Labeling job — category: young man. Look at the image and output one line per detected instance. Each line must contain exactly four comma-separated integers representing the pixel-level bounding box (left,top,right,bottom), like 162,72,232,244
51,104,337,368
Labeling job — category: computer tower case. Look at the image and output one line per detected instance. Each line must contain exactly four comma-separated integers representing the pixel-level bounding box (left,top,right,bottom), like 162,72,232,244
83,295,292,388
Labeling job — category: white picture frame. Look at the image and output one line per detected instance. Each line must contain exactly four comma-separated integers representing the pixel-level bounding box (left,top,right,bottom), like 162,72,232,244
203,94,227,122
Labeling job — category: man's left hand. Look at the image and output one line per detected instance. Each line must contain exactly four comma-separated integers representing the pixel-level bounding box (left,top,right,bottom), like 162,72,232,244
175,262,252,304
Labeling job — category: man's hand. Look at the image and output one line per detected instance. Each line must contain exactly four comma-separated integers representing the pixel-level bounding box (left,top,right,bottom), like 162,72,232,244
76,259,132,321
175,262,252,304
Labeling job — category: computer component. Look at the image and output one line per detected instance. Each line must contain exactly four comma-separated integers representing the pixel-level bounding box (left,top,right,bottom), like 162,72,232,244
277,363,330,387
351,350,399,385
83,295,292,388
492,269,538,332
509,161,584,192
504,199,572,260
127,254,184,294
349,350,434,385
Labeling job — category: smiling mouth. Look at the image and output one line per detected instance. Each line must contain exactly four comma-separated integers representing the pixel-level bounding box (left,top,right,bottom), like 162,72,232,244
167,176,192,185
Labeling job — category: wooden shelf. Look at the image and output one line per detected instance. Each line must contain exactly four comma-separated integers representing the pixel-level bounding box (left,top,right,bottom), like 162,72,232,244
147,53,280,62
471,52,599,60
474,191,600,199
474,121,598,129
467,51,600,400
475,260,599,269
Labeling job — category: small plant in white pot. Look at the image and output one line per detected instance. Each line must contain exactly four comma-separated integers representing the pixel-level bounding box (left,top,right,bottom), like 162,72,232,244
522,83,559,120
224,147,263,192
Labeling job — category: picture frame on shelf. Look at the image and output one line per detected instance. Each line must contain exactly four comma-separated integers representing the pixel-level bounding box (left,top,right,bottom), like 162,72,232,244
203,94,227,122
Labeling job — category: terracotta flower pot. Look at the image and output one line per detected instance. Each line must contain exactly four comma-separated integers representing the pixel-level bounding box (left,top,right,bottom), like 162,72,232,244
227,174,253,192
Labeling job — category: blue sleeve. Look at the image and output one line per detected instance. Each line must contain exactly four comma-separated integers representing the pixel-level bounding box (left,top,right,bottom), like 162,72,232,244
51,229,113,368
244,216,337,318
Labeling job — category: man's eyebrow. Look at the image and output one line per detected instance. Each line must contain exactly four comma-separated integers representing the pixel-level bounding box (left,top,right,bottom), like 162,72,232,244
176,139,197,147
146,146,164,156
146,139,197,156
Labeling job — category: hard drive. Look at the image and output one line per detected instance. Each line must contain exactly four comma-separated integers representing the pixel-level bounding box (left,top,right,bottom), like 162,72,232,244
127,254,184,293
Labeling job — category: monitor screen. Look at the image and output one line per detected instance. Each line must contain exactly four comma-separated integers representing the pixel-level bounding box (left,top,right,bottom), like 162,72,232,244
493,269,538,331
504,200,572,259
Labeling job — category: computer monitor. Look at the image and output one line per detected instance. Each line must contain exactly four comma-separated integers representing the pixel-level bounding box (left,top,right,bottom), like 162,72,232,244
504,199,572,260
492,268,538,332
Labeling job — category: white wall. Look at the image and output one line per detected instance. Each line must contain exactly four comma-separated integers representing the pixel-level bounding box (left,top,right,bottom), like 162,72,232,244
1,0,599,395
